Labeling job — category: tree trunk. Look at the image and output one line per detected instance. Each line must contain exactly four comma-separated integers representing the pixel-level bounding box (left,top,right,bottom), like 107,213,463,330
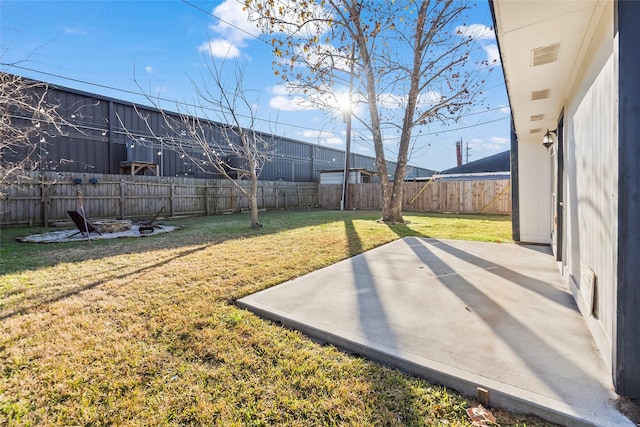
249,170,261,227
353,17,399,224
249,193,260,227
381,178,405,223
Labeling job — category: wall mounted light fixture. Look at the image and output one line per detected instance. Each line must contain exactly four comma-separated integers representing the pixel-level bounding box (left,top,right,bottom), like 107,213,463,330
543,129,556,150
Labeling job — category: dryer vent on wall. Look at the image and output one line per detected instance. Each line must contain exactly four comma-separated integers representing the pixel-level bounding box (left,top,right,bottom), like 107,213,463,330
126,138,154,163
581,264,598,318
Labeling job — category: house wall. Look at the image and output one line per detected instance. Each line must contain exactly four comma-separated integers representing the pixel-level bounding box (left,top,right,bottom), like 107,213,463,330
517,140,551,244
563,2,617,371
493,0,640,399
615,0,640,397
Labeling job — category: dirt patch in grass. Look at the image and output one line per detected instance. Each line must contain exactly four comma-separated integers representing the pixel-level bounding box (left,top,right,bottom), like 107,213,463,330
15,224,180,243
1,209,554,426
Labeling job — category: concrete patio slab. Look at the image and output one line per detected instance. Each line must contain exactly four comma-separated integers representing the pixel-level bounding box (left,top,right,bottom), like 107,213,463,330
237,237,635,426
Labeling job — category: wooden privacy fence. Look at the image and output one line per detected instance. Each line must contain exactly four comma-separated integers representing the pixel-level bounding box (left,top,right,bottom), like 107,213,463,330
319,179,512,214
1,172,319,227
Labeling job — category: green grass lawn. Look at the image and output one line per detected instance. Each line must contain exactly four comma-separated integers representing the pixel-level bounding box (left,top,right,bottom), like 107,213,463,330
0,209,554,426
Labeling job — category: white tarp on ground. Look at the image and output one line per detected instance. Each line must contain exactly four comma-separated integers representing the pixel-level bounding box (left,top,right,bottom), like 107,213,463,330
17,225,180,243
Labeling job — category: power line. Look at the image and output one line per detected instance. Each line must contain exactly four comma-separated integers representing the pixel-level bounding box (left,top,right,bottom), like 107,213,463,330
1,63,321,133
3,63,510,153
180,0,266,44
4,63,508,135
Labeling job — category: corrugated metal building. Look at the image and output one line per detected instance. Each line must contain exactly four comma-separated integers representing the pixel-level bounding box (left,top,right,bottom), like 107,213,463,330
5,74,434,182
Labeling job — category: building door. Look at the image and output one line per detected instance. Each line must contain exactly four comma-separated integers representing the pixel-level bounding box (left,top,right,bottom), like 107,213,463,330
552,115,564,261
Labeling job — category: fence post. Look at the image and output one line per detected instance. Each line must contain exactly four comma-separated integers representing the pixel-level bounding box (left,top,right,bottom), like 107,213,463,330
119,179,126,219
40,181,50,227
205,183,210,216
170,183,175,217
231,185,235,212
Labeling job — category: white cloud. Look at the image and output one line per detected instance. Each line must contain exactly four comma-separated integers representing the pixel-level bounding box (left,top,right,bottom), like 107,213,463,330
302,129,330,138
197,0,257,58
456,24,495,40
145,66,153,74
377,93,405,109
201,0,331,59
270,83,358,115
499,105,510,114
483,44,501,66
291,42,351,72
63,26,86,35
418,91,442,107
299,129,342,145
323,136,343,145
464,137,508,152
272,85,290,96
490,136,509,145
382,133,399,145
249,1,331,38
376,90,441,110
270,83,318,111
269,95,317,111
198,39,241,59
211,0,260,43
268,96,294,110
455,24,500,67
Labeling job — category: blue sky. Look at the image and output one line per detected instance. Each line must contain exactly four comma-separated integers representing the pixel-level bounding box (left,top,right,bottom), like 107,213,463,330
1,0,511,171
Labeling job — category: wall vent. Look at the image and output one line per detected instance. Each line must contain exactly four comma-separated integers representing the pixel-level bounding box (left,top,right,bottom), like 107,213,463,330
530,128,542,134
581,264,598,318
126,138,154,163
531,89,550,101
532,42,561,66
531,114,544,121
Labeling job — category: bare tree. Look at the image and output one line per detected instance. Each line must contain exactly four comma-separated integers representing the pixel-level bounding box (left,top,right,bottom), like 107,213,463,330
0,72,80,197
131,62,273,228
246,0,492,223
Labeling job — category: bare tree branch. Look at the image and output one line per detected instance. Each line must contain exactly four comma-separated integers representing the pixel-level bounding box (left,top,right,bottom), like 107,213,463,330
0,72,85,197
246,0,490,223
124,60,273,228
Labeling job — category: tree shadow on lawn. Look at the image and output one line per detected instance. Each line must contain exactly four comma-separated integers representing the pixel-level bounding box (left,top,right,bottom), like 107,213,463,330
336,220,553,426
0,210,505,323
0,210,382,320
1,209,383,275
343,211,485,256
0,242,214,322
384,221,431,239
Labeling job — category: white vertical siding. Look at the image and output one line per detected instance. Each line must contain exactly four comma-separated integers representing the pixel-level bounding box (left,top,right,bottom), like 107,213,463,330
564,3,617,369
319,172,345,185
518,140,552,244
319,171,367,184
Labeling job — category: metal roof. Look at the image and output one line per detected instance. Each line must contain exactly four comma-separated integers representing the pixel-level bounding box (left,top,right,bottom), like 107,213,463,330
441,150,510,174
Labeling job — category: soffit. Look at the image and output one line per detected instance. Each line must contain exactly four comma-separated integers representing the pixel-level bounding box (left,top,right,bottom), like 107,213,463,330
492,0,607,142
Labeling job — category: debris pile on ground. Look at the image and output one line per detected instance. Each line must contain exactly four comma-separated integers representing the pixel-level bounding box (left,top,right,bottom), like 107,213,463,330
466,405,498,426
16,224,180,243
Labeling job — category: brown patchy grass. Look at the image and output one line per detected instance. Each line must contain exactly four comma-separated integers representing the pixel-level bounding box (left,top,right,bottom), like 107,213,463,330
1,209,554,426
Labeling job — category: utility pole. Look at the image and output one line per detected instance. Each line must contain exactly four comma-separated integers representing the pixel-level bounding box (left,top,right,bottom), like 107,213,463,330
341,43,355,211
